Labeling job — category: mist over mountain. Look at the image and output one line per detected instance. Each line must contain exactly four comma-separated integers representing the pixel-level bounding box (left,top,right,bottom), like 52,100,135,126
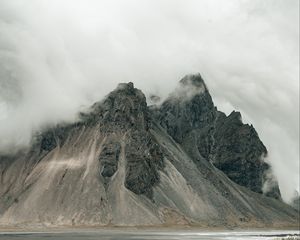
0,77,298,227
0,0,299,204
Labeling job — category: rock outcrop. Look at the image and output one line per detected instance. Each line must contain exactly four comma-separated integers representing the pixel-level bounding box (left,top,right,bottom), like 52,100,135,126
290,192,300,211
0,76,297,228
81,82,165,197
155,74,281,199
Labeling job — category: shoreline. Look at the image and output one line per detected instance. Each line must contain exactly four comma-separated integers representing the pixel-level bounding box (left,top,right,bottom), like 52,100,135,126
0,225,299,233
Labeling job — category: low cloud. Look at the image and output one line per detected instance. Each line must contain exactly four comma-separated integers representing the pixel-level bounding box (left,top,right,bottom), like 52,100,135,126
0,0,298,202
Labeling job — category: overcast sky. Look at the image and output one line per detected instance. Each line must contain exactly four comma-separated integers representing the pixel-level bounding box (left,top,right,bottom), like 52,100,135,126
0,0,299,202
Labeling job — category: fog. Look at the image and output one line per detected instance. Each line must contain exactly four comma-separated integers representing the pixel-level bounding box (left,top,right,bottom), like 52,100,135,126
0,0,298,202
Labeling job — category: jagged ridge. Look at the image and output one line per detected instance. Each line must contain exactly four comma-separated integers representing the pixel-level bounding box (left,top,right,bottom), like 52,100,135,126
0,76,297,227
155,74,281,199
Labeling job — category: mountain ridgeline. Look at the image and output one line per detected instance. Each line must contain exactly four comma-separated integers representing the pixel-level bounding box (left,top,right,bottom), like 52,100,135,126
0,75,298,228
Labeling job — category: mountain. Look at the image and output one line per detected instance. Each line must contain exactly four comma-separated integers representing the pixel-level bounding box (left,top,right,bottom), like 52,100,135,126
291,192,300,212
0,75,298,228
292,197,300,212
154,74,281,199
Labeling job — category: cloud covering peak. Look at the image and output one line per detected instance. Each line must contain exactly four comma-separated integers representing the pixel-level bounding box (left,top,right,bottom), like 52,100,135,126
0,0,299,202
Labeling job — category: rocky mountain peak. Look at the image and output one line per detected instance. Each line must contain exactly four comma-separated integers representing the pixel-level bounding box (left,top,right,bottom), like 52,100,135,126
117,81,134,90
228,110,242,121
156,75,281,199
81,82,149,131
0,76,296,228
168,74,209,102
157,75,215,144
179,73,206,88
112,82,144,101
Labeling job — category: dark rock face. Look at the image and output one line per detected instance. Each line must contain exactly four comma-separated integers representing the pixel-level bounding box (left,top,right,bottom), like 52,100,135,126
155,74,281,199
40,131,58,152
290,192,300,211
158,74,215,144
212,111,281,197
292,197,300,211
39,125,72,153
82,82,150,132
83,82,164,197
125,129,164,197
99,140,121,178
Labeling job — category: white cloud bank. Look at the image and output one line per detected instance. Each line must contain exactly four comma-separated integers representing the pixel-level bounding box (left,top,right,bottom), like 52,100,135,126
0,0,299,202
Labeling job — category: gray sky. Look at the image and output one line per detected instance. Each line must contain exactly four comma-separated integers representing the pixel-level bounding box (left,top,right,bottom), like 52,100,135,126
0,0,299,202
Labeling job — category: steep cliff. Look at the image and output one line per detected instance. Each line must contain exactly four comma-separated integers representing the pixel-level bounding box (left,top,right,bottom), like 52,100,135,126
155,74,281,199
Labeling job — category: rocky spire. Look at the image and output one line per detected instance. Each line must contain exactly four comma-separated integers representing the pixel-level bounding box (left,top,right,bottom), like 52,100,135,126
87,82,164,197
80,82,149,130
155,74,281,199
179,73,207,88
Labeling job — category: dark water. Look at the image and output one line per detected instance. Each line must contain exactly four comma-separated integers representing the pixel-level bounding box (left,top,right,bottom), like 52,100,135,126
0,230,299,240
